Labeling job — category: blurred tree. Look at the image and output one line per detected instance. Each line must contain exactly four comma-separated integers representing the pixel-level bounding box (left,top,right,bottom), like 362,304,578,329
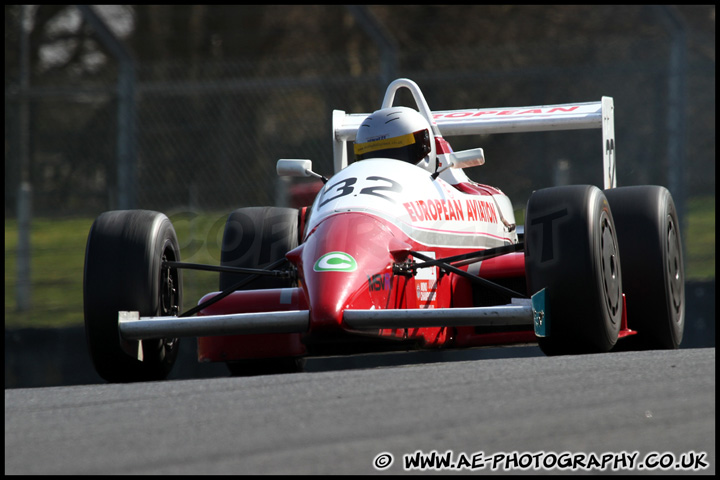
4,5,714,214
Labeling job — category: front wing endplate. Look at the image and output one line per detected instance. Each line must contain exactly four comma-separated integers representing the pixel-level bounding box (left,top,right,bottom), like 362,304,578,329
531,288,549,337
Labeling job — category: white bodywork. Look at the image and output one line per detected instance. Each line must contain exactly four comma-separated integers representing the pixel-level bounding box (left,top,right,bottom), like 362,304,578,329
120,79,616,342
332,78,616,190
306,158,517,248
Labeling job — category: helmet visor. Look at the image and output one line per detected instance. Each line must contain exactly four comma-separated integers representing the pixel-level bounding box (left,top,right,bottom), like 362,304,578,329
354,129,430,164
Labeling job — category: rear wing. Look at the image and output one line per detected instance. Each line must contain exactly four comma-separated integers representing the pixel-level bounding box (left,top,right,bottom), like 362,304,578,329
332,78,616,189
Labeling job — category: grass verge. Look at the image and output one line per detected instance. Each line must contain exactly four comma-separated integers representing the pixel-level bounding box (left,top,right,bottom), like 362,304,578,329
4,196,715,329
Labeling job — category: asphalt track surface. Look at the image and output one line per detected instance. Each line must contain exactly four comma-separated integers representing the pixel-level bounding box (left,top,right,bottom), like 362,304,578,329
5,347,715,475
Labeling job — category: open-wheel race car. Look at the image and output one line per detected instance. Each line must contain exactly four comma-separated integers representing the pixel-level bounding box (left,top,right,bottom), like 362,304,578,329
84,78,685,382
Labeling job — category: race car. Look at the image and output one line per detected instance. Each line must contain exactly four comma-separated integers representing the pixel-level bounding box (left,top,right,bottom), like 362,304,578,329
83,78,685,382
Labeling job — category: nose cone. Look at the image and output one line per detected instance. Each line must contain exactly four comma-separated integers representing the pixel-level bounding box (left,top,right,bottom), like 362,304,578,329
299,213,395,331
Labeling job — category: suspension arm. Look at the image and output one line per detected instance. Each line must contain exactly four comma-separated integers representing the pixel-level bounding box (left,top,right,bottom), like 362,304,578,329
409,250,527,299
174,258,292,317
163,260,294,278
413,243,524,269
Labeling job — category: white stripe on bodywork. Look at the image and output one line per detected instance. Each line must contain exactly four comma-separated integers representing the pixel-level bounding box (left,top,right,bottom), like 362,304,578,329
279,288,293,305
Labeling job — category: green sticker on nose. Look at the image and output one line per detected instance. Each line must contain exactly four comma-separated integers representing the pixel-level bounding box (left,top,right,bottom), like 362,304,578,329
313,252,357,272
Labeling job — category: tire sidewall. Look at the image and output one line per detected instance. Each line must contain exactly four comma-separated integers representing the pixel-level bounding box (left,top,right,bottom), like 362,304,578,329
661,191,685,346
84,210,182,382
219,207,299,291
605,186,685,349
590,191,623,348
217,206,301,375
525,185,622,354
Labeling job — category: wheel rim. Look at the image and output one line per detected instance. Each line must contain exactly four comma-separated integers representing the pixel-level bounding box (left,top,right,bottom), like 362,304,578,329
155,244,180,358
600,212,621,321
161,252,179,316
666,215,684,319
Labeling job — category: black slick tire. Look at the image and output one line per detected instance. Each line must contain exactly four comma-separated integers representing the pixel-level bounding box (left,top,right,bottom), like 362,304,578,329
219,207,303,375
219,207,299,291
84,210,182,382
525,185,623,355
604,186,684,349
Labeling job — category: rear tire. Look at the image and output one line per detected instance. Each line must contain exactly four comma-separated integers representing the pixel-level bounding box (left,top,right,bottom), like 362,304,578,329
219,207,299,291
84,210,182,382
219,207,303,375
605,186,684,349
525,185,622,355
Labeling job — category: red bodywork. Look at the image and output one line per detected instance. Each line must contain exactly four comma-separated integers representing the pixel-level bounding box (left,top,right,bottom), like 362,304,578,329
197,209,539,363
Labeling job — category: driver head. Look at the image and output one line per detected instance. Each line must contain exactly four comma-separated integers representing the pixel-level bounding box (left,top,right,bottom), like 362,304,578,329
353,106,437,173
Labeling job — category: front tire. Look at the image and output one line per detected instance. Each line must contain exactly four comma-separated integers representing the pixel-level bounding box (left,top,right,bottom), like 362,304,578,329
84,210,182,382
605,186,684,349
525,185,623,355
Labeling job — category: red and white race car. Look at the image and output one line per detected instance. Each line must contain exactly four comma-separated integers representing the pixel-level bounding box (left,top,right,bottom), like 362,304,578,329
84,78,685,382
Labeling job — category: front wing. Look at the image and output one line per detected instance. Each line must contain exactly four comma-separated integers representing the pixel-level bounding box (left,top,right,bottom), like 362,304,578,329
118,290,549,341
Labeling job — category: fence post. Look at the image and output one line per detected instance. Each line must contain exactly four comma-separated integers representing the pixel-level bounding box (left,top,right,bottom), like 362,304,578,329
77,5,137,210
654,5,687,255
16,5,32,311
345,6,398,90
16,183,32,311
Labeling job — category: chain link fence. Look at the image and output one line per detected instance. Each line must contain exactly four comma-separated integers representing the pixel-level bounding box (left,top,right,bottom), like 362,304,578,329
6,39,714,217
4,14,715,329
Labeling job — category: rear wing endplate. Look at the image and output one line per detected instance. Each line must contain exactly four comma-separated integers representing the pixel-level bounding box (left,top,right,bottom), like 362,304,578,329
332,78,616,189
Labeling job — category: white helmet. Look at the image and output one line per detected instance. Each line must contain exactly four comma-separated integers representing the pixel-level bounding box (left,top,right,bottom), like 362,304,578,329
353,106,437,173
